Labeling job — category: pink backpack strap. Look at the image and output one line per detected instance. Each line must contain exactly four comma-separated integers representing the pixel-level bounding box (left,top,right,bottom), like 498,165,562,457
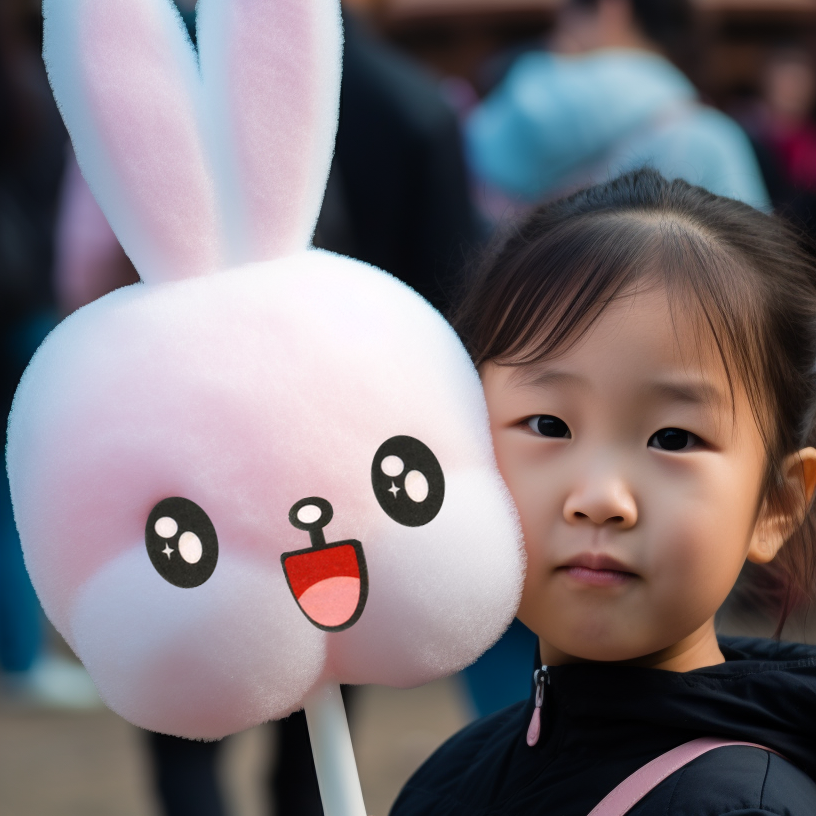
587,737,781,816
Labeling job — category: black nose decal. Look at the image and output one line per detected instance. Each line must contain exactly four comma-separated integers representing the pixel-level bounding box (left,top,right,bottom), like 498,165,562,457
288,497,334,544
371,436,444,527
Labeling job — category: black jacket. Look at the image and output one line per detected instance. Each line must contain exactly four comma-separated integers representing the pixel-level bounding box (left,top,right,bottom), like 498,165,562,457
390,637,816,815
313,13,482,313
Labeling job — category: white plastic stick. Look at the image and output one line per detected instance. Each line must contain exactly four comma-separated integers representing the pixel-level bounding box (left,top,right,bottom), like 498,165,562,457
303,680,367,816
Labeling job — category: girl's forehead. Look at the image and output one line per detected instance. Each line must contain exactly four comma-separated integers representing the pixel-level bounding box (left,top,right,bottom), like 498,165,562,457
486,287,740,418
523,288,723,378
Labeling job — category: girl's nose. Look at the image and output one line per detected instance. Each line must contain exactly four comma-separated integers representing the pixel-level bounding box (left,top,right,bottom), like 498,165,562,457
562,476,637,528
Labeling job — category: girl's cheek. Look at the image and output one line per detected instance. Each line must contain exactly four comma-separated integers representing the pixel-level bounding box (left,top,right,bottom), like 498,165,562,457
653,510,748,605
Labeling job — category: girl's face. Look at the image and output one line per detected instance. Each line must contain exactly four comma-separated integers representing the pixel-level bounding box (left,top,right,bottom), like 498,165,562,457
482,287,774,671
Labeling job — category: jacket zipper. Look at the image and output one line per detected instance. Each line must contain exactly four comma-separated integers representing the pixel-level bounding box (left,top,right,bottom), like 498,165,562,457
526,666,550,747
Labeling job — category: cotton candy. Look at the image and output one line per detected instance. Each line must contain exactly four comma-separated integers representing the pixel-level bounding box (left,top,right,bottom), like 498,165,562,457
7,0,524,740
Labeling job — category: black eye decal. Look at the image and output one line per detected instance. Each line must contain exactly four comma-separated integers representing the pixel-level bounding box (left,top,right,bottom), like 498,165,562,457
145,497,218,588
372,436,444,527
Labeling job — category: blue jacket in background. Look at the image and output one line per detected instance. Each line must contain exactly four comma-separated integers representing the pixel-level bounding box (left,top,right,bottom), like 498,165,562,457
466,49,771,211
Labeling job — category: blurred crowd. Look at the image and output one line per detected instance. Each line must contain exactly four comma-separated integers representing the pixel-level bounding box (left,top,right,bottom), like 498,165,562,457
734,45,816,239
2,0,816,814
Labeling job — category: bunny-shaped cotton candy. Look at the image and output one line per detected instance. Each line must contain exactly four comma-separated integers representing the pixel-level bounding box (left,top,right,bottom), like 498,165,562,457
7,0,523,740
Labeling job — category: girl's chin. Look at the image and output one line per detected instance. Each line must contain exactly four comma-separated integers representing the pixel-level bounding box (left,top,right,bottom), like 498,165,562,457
529,620,656,665
544,645,650,664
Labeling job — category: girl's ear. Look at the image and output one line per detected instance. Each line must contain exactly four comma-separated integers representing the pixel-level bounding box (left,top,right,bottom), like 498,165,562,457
196,0,343,266
43,0,223,285
747,447,816,564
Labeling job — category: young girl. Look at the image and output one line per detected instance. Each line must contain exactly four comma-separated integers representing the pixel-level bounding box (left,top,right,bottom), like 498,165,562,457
391,169,816,815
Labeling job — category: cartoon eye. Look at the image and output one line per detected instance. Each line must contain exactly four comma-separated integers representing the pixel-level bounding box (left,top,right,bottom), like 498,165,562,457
145,497,218,588
371,436,444,527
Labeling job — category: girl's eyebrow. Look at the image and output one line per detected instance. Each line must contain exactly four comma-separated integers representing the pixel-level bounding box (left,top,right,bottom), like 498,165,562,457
646,380,725,408
508,368,587,391
506,367,725,408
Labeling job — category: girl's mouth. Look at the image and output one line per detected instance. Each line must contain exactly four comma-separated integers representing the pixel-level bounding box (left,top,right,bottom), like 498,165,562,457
558,553,638,587
560,565,636,587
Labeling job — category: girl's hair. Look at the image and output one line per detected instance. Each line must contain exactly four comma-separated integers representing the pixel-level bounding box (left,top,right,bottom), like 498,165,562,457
452,168,816,631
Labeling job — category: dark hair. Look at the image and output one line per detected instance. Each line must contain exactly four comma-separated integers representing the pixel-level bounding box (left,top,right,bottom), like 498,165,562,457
452,168,816,631
569,0,693,62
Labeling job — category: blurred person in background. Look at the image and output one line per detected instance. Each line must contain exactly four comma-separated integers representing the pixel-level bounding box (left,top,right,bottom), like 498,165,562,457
54,2,480,812
0,0,98,707
314,11,481,312
737,46,816,243
465,0,770,215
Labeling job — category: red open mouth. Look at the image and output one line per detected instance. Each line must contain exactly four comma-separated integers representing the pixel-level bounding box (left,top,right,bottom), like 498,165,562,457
282,540,368,632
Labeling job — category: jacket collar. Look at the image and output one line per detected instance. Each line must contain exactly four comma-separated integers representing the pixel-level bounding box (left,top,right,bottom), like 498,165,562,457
528,636,816,776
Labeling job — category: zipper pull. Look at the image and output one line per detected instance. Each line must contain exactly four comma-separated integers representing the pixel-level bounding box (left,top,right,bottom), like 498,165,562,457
526,666,549,747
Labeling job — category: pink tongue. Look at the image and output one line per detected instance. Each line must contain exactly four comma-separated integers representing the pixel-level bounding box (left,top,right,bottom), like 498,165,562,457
297,576,361,628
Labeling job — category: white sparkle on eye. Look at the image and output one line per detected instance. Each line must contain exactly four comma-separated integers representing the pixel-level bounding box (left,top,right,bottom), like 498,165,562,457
381,455,404,477
155,516,178,538
297,504,322,524
162,544,174,558
388,481,400,498
405,470,430,503
179,531,203,564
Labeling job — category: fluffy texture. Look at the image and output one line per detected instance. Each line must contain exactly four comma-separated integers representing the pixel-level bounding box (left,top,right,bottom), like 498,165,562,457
44,0,222,282
11,0,524,740
43,0,341,276
8,254,523,739
197,0,341,263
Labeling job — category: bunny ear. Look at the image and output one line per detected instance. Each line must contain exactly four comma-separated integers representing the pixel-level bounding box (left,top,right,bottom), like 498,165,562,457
196,0,342,264
43,0,223,284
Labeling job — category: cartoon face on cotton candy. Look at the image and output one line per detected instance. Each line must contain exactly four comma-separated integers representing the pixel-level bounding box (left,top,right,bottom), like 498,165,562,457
6,0,523,739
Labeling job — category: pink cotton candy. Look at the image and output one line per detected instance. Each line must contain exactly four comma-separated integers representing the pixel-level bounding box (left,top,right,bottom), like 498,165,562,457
11,0,525,740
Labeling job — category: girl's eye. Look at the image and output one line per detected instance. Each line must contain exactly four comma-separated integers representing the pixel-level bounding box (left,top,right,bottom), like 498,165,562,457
648,428,699,451
528,415,571,438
